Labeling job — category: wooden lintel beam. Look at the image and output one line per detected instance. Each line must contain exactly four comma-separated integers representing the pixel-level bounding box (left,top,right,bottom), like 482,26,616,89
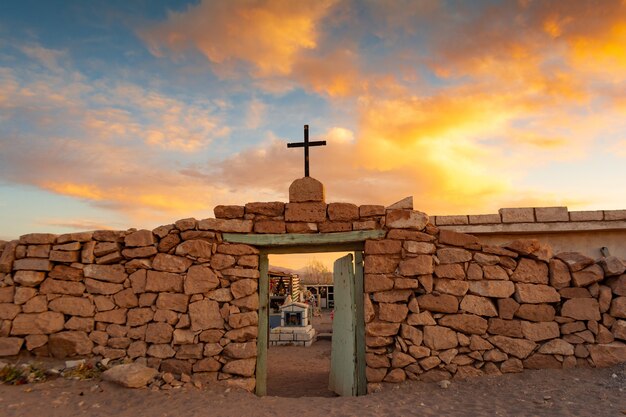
222,230,386,248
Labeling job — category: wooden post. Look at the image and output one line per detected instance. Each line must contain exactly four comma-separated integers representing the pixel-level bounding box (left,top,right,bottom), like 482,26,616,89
354,251,367,395
256,253,269,396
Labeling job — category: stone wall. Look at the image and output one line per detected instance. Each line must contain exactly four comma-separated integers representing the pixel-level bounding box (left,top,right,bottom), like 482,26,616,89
362,227,626,390
0,179,625,394
0,223,260,391
433,206,626,259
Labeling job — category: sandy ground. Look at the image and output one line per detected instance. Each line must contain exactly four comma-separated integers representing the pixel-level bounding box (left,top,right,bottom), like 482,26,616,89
2,311,625,417
1,359,624,417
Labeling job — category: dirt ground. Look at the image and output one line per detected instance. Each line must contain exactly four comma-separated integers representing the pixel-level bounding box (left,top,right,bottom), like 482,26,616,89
1,310,625,416
1,358,624,417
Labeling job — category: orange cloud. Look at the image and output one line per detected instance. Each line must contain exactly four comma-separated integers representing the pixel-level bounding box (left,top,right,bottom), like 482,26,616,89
140,0,337,77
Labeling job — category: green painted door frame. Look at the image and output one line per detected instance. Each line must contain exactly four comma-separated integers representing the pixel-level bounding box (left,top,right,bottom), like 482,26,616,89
223,230,383,396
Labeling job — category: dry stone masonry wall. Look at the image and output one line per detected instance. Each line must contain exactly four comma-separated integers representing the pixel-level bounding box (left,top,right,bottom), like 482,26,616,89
362,228,626,390
0,223,261,391
0,177,625,393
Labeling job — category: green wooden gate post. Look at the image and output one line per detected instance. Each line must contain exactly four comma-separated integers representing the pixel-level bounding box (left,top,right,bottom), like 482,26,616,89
256,253,269,396
354,251,367,395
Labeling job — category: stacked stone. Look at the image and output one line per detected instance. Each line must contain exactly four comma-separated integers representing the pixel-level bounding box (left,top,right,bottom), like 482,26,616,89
1,178,625,393
213,177,387,232
363,210,626,391
0,221,260,391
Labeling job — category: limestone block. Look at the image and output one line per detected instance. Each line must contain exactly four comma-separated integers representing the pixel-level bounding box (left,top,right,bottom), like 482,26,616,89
284,202,327,222
423,326,458,350
498,298,520,319
434,264,466,280
437,248,472,264
0,303,20,320
435,215,468,226
39,279,84,296
489,335,536,359
13,270,46,287
571,264,604,287
0,241,18,273
146,344,176,358
94,309,127,324
49,250,80,263
0,337,24,356
500,358,523,373
146,271,183,292
83,264,127,283
499,208,534,223
124,230,155,247
569,210,603,221
0,286,13,303
439,314,488,334
319,204,357,224
13,259,52,272
476,264,509,281
549,259,571,289
468,214,501,224
604,210,626,220
514,304,555,322
555,252,594,272
11,312,65,335
417,294,458,313
184,265,219,295
127,308,154,326
378,303,408,323
561,298,601,321
397,256,432,275
289,177,324,203
487,318,523,338
230,279,258,299
588,343,626,367
365,321,400,337
364,240,402,255
27,245,51,258
189,299,223,331
469,280,515,298
214,205,245,219
434,279,468,296
122,246,157,259
598,256,626,277
460,295,497,317
254,220,286,234
198,218,253,233
175,240,214,259
48,331,93,358
511,258,548,284
610,297,626,319
221,268,260,280
534,207,568,222
49,296,95,317
385,210,429,230
85,279,123,295
156,293,189,313
514,283,560,304
285,222,318,233
520,321,559,341
359,205,385,217
103,363,158,388
19,233,57,245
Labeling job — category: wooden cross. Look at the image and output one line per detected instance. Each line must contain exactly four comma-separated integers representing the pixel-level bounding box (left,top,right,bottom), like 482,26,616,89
287,125,326,177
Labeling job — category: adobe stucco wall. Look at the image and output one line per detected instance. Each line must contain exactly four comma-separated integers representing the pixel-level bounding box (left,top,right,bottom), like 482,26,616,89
0,181,625,393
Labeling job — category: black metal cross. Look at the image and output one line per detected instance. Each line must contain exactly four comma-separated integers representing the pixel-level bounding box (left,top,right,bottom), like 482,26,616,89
287,125,326,177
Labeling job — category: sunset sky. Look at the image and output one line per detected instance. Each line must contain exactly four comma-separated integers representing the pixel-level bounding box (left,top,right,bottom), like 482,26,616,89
1,0,626,252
